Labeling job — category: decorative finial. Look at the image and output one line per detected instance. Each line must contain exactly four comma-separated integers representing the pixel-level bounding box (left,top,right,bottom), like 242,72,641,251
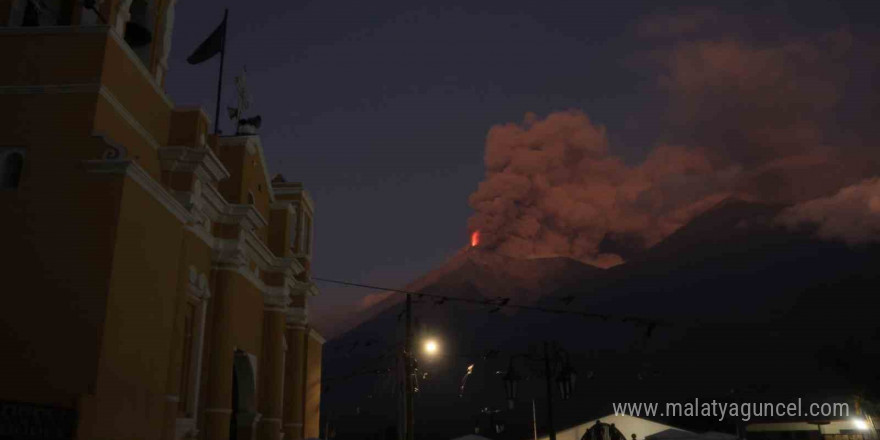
227,66,262,135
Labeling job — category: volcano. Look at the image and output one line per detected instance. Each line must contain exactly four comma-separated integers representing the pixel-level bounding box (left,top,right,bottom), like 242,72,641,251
322,198,880,440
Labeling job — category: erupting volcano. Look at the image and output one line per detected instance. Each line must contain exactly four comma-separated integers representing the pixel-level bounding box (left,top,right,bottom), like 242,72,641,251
470,230,480,247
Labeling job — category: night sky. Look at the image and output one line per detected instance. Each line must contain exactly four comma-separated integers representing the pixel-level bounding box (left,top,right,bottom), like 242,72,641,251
164,0,879,338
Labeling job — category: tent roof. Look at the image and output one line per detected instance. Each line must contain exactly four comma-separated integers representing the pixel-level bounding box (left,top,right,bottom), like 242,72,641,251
451,435,496,440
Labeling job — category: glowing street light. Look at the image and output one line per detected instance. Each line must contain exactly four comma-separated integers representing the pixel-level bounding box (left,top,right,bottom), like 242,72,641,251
423,339,439,356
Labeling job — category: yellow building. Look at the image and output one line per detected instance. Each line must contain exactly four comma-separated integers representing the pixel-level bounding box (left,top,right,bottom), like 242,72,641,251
0,1,324,440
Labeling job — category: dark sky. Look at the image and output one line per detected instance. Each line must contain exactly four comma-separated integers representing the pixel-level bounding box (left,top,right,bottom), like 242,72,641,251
164,0,878,337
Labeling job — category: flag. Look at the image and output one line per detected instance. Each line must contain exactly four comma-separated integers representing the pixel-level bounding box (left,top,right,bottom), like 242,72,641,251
186,11,227,64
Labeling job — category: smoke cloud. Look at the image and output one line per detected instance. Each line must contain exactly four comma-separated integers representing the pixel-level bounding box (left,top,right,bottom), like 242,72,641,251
468,18,880,265
777,178,880,245
468,111,736,267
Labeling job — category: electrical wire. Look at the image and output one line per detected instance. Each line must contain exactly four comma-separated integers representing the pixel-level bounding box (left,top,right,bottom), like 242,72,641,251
312,276,667,326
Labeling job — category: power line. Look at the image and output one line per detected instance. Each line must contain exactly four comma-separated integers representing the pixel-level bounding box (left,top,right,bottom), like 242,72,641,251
312,276,668,326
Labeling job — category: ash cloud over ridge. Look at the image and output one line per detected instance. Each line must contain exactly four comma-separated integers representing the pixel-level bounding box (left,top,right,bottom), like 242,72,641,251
468,15,880,265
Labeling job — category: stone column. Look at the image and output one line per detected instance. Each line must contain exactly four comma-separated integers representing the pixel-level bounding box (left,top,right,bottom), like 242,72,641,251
282,308,308,440
204,269,236,440
257,307,287,440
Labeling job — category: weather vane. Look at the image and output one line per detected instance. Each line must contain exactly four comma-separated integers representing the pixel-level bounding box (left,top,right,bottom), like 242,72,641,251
227,66,262,135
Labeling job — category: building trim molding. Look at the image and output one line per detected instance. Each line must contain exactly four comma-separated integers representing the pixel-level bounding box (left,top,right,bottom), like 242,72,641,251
271,201,297,217
273,182,315,215
159,146,231,183
0,25,112,35
174,106,213,127
0,83,101,95
0,83,161,152
217,135,276,203
97,85,161,150
104,26,176,109
285,307,307,327
82,158,191,223
0,26,175,108
308,328,326,345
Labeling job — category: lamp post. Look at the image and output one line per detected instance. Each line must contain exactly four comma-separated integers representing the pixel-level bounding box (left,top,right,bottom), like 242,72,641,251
401,293,442,440
502,341,576,440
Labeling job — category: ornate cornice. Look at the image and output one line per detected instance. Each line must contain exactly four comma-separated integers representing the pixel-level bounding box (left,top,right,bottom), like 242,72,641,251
211,237,248,269
272,182,315,215
289,279,319,297
263,285,289,309
159,146,231,183
285,307,308,327
219,204,268,231
270,201,297,217
82,158,192,223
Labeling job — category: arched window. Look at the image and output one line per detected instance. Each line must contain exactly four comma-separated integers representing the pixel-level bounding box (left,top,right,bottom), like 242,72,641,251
22,0,39,26
18,0,65,26
1,151,24,189
124,0,153,65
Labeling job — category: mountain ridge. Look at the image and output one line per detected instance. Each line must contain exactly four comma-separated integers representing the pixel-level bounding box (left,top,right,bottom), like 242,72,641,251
322,198,880,440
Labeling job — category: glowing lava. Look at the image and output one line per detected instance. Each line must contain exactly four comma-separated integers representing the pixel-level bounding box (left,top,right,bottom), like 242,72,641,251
470,231,480,247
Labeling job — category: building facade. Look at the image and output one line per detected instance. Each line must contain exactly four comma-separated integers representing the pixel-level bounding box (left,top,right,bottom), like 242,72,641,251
0,1,324,440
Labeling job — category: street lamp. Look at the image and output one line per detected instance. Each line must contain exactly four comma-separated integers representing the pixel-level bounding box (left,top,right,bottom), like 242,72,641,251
423,339,439,357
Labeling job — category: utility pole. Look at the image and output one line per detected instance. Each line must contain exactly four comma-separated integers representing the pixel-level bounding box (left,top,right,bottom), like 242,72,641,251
404,293,414,440
543,341,556,440
532,399,538,440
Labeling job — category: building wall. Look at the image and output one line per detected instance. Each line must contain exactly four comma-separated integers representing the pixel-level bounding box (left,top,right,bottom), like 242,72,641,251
0,170,122,407
229,272,265,363
304,331,324,439
2,15,322,440
0,89,121,408
81,173,186,439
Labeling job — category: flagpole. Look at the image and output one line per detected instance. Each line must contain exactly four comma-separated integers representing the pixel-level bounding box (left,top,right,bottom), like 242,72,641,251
214,8,228,135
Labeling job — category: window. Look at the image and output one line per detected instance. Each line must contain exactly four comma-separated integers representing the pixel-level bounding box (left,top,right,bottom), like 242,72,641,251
303,214,312,254
247,192,255,205
22,0,39,26
17,0,66,26
288,212,298,252
1,149,25,190
124,0,153,65
177,269,209,433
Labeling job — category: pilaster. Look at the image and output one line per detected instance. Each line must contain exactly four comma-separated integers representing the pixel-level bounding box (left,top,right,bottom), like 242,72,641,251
281,309,308,440
203,270,236,440
257,308,287,440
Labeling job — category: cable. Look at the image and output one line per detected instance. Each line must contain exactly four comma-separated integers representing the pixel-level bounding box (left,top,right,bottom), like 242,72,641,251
312,276,667,326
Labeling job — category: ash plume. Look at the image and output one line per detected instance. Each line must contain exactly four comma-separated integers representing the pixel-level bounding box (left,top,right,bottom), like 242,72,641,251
468,18,880,265
778,178,880,245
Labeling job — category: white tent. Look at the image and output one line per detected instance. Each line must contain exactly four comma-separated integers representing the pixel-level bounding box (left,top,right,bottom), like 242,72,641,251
536,414,688,440
452,435,497,440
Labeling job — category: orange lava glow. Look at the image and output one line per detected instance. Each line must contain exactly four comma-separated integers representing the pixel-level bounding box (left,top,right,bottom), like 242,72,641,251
471,231,480,247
